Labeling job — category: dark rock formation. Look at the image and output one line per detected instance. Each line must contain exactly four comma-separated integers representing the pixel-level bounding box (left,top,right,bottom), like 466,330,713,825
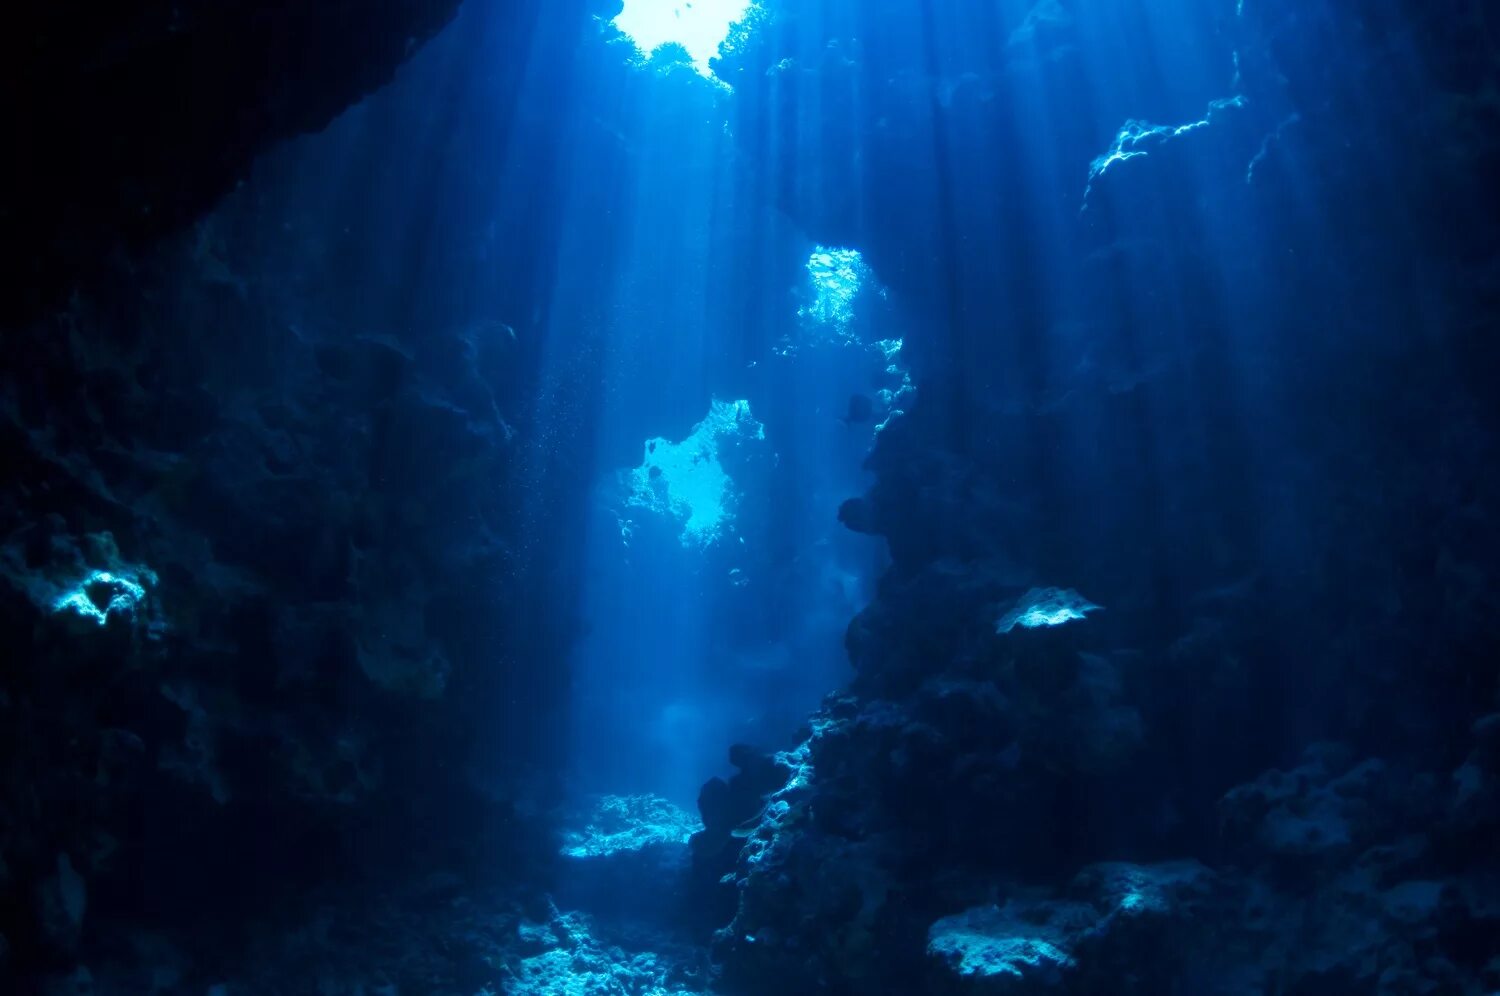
706,648,1500,992
692,746,793,868
0,229,547,983
692,4,1500,990
3,0,467,320
0,3,600,985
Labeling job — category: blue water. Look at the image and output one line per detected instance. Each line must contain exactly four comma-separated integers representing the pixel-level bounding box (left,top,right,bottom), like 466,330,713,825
246,0,1442,802
222,2,916,804
10,0,1497,992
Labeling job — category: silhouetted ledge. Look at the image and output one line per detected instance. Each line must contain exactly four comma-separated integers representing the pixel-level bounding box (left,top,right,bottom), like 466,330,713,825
1,0,465,322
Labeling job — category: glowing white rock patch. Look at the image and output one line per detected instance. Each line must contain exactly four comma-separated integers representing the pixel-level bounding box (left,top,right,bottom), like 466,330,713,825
625,398,764,547
1084,96,1247,204
872,337,915,433
996,587,1101,634
928,904,1076,981
800,247,875,335
559,794,702,859
53,569,155,626
613,0,754,77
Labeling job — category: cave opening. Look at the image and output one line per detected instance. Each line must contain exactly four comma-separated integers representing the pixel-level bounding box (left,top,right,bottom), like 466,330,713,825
612,0,757,77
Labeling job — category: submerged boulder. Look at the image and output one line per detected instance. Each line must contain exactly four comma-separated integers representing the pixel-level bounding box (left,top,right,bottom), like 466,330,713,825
556,795,703,929
927,862,1217,994
928,903,1078,992
508,905,711,996
562,795,703,861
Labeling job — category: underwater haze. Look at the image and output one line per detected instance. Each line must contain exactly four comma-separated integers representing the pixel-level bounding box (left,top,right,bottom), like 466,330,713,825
3,0,1499,993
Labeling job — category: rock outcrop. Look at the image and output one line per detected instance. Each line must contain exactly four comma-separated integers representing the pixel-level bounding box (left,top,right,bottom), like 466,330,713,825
3,0,479,321
692,4,1500,987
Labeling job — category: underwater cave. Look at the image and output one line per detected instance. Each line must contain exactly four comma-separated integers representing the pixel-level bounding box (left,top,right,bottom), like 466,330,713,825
3,0,1500,992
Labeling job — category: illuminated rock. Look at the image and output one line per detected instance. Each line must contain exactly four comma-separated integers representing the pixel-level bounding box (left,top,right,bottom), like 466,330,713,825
624,398,764,547
52,568,154,627
996,587,1101,634
1084,96,1247,204
928,903,1077,989
560,795,702,860
799,246,875,336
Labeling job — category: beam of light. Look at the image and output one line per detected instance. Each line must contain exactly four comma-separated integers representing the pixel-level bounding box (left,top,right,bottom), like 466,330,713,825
613,0,755,77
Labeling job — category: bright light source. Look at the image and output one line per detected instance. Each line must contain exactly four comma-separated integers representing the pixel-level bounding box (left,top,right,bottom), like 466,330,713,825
613,0,754,77
624,398,765,547
801,246,875,337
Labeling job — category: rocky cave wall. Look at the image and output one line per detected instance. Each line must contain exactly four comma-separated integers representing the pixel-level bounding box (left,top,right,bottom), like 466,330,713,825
0,0,628,988
2,0,495,322
693,0,1500,992
714,0,1500,767
1,0,1498,992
